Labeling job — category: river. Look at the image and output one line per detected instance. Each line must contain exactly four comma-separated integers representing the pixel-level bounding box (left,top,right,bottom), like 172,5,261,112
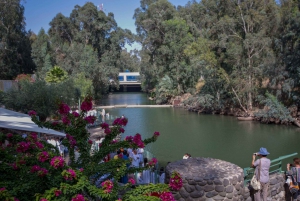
99,92,300,169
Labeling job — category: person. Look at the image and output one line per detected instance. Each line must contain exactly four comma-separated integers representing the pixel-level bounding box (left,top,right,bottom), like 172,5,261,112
287,158,300,200
131,149,140,167
251,147,271,201
183,153,190,159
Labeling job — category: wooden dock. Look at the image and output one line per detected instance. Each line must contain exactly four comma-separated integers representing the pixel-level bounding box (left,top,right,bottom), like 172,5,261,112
96,105,173,109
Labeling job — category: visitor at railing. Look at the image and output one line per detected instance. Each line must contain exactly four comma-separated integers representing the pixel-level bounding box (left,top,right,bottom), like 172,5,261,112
251,147,271,201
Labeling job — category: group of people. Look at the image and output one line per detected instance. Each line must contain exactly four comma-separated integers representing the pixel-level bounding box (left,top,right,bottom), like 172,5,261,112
251,147,300,201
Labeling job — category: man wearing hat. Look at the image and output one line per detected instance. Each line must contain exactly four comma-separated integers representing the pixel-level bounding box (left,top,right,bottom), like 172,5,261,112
251,147,271,201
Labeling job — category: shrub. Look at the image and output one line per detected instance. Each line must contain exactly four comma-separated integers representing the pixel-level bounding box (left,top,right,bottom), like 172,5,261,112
0,97,181,200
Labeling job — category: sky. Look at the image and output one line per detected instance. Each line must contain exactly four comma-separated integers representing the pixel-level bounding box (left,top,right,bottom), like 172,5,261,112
22,0,192,51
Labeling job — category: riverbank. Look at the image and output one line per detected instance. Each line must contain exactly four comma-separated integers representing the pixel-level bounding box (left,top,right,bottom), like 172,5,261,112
96,105,172,109
171,93,300,127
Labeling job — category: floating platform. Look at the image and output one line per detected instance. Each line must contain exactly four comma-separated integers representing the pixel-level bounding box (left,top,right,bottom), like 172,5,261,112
96,105,173,109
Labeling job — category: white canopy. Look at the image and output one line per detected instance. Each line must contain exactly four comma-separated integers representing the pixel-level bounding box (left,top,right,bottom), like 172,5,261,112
0,108,65,137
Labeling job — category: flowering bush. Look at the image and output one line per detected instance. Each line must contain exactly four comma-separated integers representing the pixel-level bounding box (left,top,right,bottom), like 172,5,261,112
0,96,179,201
169,171,183,191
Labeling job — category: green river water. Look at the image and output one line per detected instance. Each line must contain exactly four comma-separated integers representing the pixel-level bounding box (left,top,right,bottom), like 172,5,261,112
100,92,300,169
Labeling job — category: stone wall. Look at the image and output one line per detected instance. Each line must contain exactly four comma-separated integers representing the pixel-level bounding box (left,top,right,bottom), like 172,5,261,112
166,157,296,201
165,157,244,201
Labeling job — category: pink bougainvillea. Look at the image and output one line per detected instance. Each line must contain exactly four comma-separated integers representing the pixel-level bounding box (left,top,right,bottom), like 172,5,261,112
159,192,176,201
66,134,77,147
54,189,62,197
6,133,13,138
72,111,79,117
62,116,70,125
80,99,93,111
38,151,49,162
112,117,128,126
40,198,48,201
128,178,135,185
84,116,96,124
30,165,41,173
58,103,70,115
104,128,111,135
100,122,109,129
28,110,37,116
133,133,144,148
101,180,113,193
169,171,183,191
16,141,31,153
50,156,64,169
71,194,86,201
37,168,48,177
63,169,77,180
148,158,158,166
153,131,160,137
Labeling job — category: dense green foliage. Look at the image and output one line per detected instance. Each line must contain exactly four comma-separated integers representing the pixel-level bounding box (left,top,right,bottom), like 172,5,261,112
134,0,300,116
2,79,76,121
0,0,35,79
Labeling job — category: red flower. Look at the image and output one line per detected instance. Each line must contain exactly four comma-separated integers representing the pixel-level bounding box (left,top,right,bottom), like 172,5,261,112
88,140,93,144
84,116,96,124
54,189,62,197
80,99,93,111
100,122,109,129
58,103,70,115
72,111,79,117
28,110,37,116
153,131,160,137
62,116,70,125
6,133,13,138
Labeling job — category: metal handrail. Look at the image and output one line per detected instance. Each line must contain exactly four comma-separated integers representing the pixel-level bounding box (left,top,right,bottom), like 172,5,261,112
243,152,298,185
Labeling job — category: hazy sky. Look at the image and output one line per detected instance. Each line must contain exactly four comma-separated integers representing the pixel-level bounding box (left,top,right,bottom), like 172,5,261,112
22,0,192,51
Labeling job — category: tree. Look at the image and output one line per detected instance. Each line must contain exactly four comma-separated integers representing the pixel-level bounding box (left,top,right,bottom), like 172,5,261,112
0,0,35,79
45,66,68,83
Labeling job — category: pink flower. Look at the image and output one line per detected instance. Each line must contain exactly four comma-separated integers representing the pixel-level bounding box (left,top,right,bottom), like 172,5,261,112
104,128,111,135
11,163,18,170
101,180,113,193
16,141,31,152
62,116,70,125
125,136,133,142
119,128,125,133
50,156,64,169
80,99,93,111
38,151,49,162
71,194,86,201
52,121,59,126
0,187,6,191
153,131,160,137
84,116,96,124
72,111,79,117
29,132,38,141
110,140,117,144
128,178,135,185
63,169,76,180
88,140,93,144
14,198,20,201
66,134,77,147
54,189,62,197
113,118,128,126
30,165,41,173
28,110,37,116
100,122,109,129
133,133,144,148
6,133,13,138
38,168,48,177
35,141,44,149
79,168,84,172
58,103,70,115
40,198,48,201
169,171,183,191
159,192,175,201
